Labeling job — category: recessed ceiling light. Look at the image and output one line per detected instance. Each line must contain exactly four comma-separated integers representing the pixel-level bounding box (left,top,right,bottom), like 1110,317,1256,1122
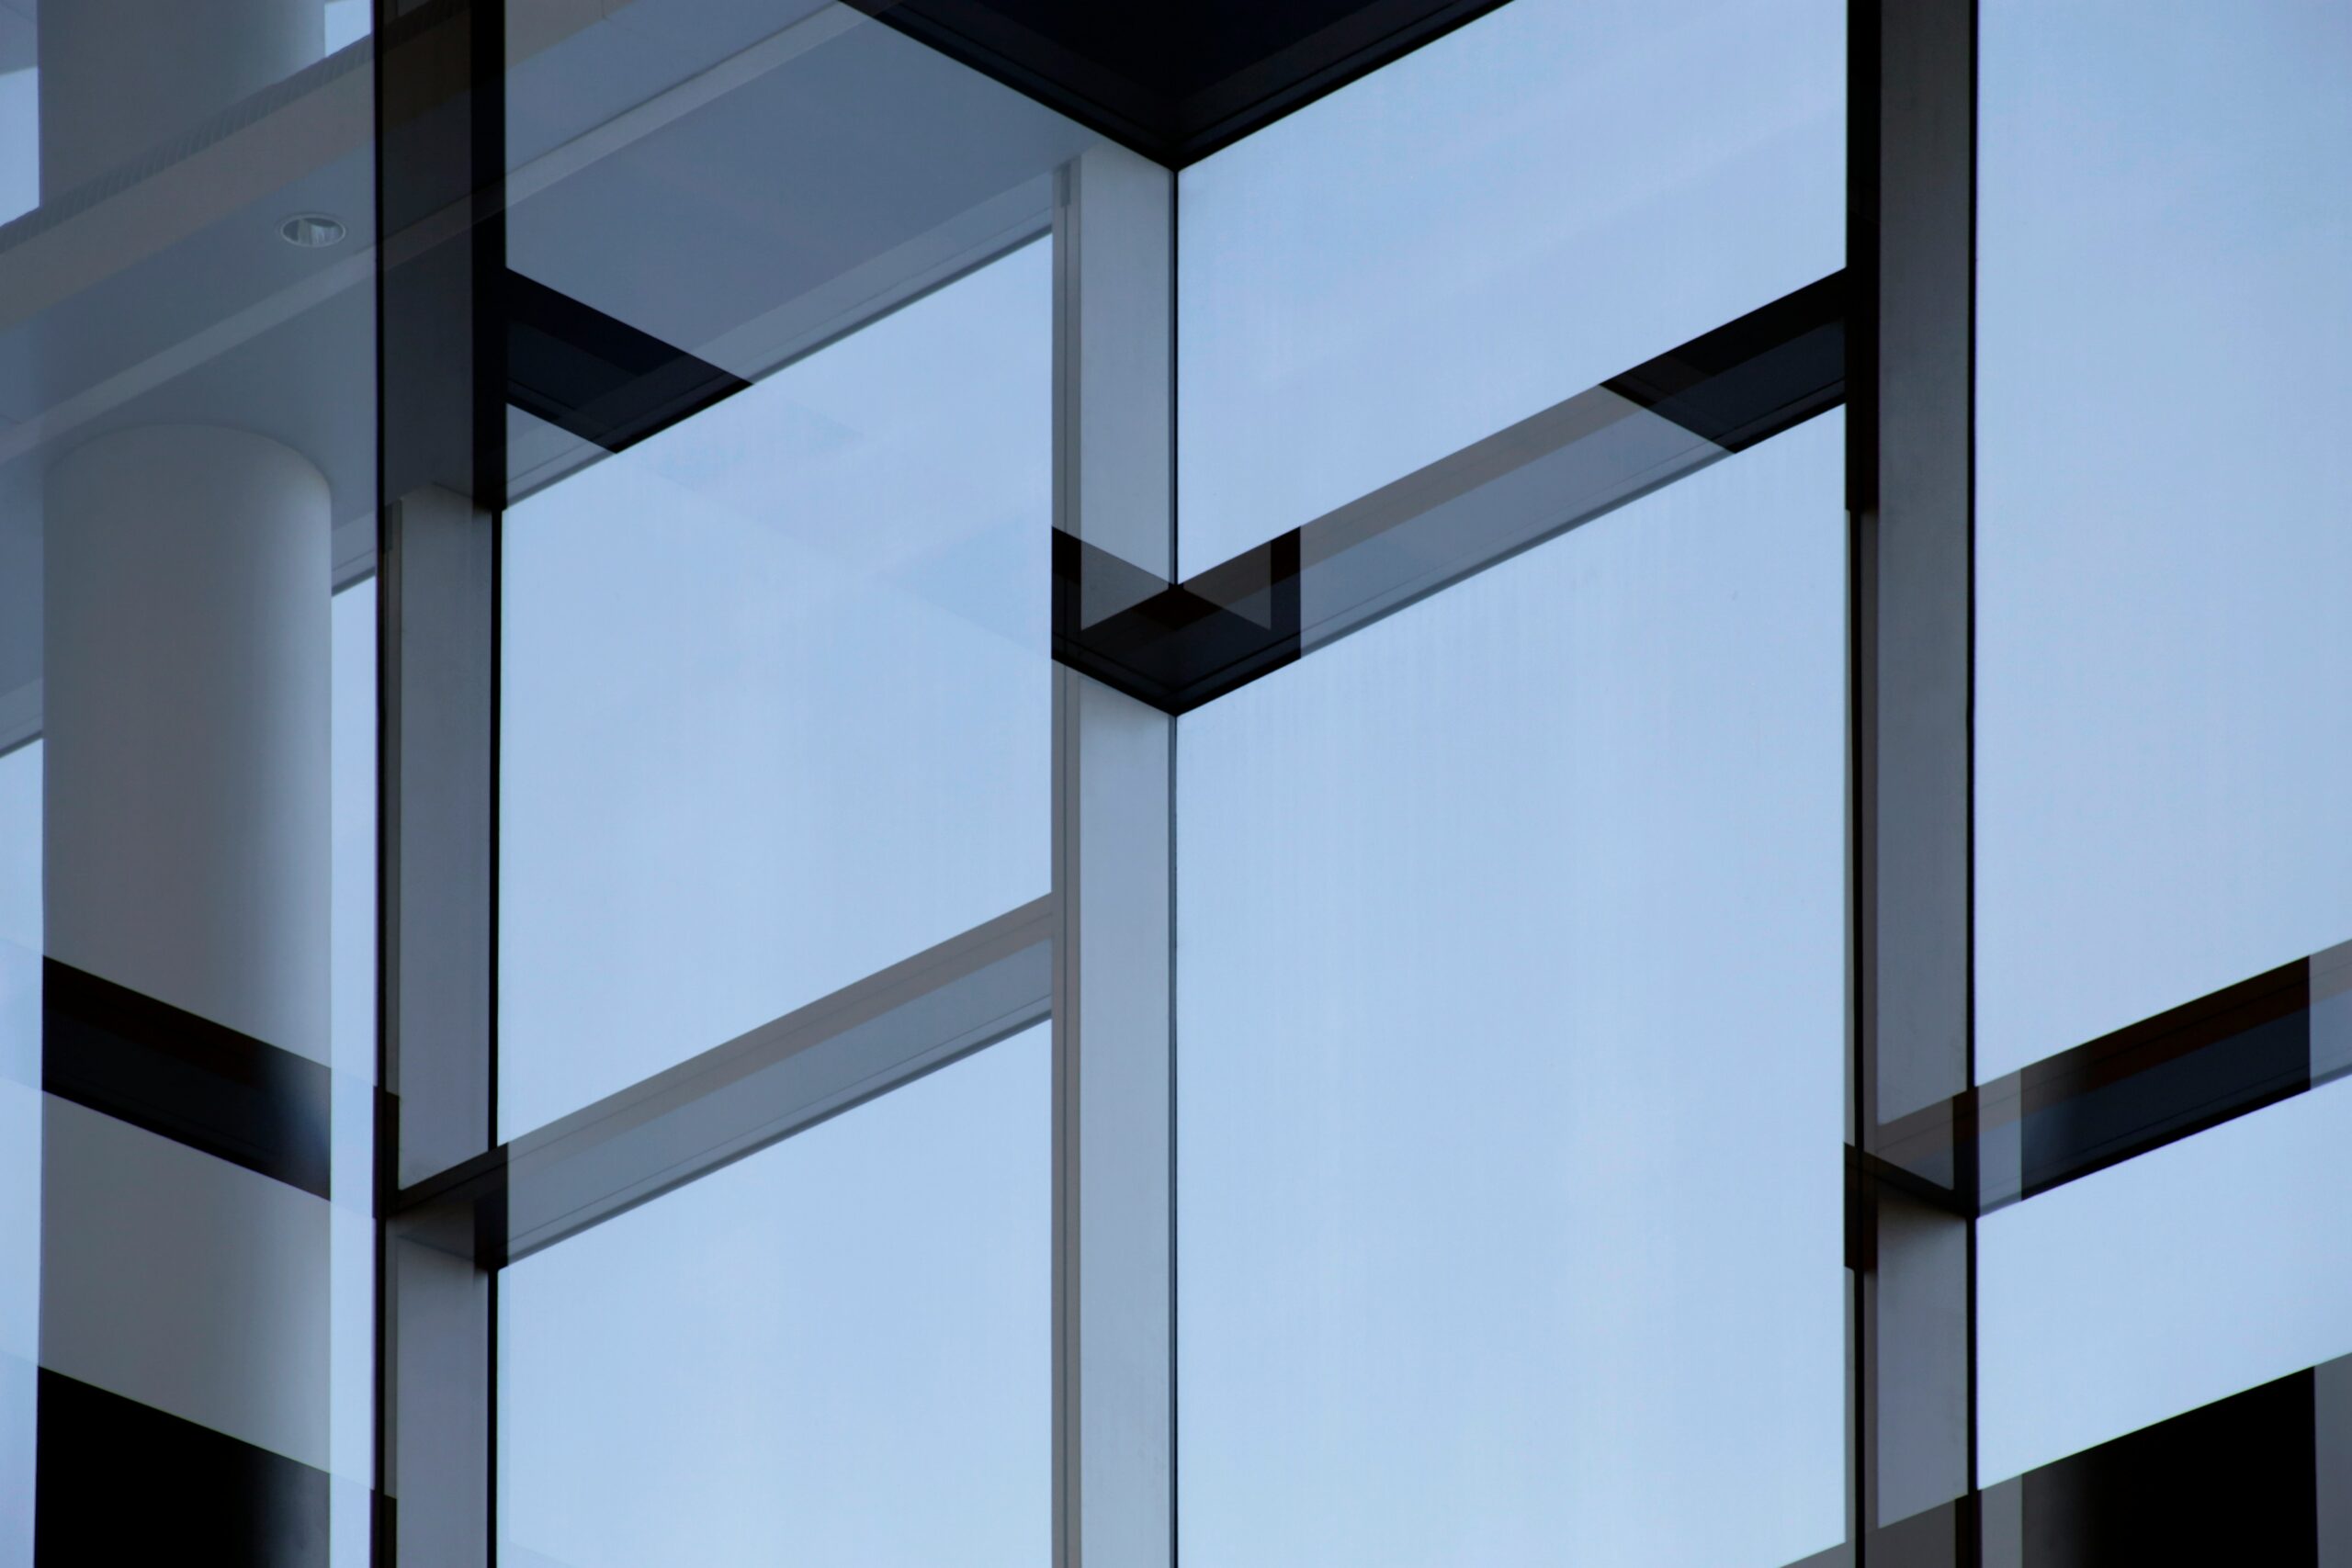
278,213,348,249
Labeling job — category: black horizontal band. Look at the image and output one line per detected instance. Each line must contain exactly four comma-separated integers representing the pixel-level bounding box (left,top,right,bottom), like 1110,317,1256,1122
1867,939,2351,1214
37,1369,334,1567
504,270,752,456
1997,1362,2324,1564
42,959,334,1200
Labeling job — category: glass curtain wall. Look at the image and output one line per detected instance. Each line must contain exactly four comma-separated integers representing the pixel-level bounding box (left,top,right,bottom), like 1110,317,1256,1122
1971,7,2352,1555
6,2,2347,1565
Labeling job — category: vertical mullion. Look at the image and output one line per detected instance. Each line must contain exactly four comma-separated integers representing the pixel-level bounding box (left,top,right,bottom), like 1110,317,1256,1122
1854,0,1978,1562
1052,141,1179,1568
377,0,505,1562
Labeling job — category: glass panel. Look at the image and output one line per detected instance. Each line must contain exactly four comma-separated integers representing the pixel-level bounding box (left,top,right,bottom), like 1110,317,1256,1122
1174,0,1844,577
0,6,31,227
0,739,36,1568
499,1023,1049,1568
1979,1074,2352,1484
499,240,1052,1139
501,2,1095,502
1176,414,1849,1568
1975,4,2352,1078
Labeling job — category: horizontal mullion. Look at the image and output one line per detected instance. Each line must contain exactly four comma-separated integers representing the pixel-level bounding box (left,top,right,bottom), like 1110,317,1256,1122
1057,272,1847,713
394,897,1055,1266
1866,937,2352,1215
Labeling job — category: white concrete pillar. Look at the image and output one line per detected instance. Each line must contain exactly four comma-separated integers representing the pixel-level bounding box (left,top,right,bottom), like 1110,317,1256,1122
44,424,332,1057
30,12,345,1560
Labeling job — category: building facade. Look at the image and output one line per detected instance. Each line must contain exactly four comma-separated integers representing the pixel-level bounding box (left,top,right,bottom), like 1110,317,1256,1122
0,1,2346,1563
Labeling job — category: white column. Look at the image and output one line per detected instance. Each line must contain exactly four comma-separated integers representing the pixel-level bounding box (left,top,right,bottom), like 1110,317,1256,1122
45,425,331,1056
34,0,339,1529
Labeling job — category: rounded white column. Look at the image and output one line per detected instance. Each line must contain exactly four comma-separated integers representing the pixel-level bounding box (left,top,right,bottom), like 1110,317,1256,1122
38,0,332,1055
32,6,344,1522
44,425,333,1057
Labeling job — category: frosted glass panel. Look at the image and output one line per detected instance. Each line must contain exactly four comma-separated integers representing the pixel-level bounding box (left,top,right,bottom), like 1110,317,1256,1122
500,1025,1048,1568
1176,415,1848,1568
1174,0,1843,577
1979,1074,2352,1484
1975,4,2352,1078
500,242,1050,1138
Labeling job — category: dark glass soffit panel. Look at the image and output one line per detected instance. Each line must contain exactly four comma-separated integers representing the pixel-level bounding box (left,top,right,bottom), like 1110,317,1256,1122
845,0,1514,165
1057,271,1847,715
504,270,751,457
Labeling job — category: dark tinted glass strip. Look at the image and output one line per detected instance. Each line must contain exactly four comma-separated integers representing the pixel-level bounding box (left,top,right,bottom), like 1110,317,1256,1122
503,269,751,456
42,958,333,1199
36,1368,332,1567
1979,941,2351,1209
1603,271,1847,451
1988,1366,2322,1567
1057,272,1845,714
1869,940,2352,1213
1996,962,2310,1204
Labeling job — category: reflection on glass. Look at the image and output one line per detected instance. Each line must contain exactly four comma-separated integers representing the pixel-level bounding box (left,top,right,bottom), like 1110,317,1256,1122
500,241,1051,1138
1978,1073,2352,1485
1974,3,2352,1078
1176,414,1848,1568
500,1024,1049,1568
1175,0,1843,577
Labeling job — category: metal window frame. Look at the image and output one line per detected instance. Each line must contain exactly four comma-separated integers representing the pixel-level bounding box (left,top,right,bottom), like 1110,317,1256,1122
363,6,2333,1568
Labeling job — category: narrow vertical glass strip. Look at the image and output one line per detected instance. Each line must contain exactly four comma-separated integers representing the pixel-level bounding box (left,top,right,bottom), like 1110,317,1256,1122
0,740,37,1568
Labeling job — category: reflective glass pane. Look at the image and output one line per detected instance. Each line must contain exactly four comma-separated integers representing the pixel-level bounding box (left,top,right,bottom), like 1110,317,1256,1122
1176,414,1849,1568
0,4,30,227
499,241,1052,1138
1975,4,2352,1077
502,2,1094,503
499,1023,1049,1568
1174,0,1844,577
1979,1073,2352,1484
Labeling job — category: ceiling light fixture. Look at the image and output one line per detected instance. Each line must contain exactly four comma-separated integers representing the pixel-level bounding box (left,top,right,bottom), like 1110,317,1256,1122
278,213,348,248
